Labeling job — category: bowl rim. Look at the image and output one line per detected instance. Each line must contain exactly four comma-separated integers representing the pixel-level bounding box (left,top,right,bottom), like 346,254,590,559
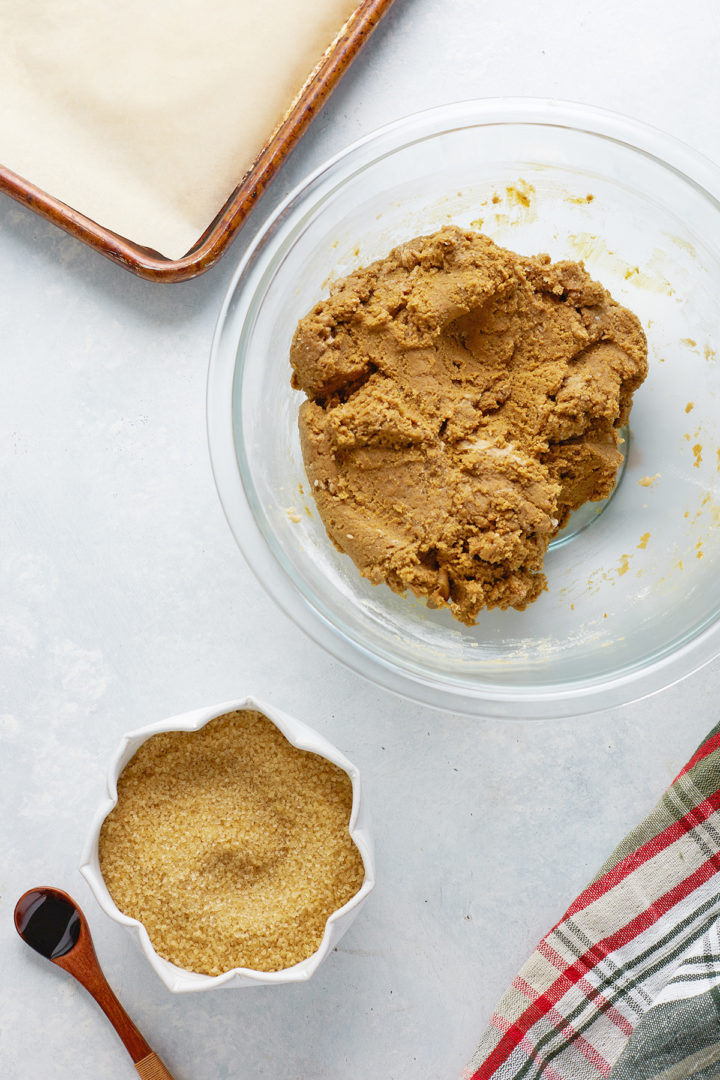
207,97,720,719
79,695,375,992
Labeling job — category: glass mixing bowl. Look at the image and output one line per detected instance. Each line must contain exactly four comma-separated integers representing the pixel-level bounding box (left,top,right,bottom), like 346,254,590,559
208,99,720,718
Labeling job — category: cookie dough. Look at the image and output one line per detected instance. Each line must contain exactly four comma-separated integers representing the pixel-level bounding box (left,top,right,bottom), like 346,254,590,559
290,227,647,625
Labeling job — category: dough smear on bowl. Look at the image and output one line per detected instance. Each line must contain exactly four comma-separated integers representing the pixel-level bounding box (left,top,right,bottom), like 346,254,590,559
290,226,648,625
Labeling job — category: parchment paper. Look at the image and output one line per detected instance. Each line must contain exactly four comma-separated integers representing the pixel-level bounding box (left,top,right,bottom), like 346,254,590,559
0,0,359,259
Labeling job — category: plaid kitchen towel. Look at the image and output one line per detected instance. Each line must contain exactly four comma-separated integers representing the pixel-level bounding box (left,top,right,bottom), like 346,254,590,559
464,722,720,1080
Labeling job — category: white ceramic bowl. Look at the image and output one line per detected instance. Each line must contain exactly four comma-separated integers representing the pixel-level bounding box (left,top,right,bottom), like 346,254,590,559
80,696,374,992
208,98,720,718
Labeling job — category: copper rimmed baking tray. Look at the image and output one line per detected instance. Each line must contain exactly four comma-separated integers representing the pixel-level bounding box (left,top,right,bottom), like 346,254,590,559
0,0,395,282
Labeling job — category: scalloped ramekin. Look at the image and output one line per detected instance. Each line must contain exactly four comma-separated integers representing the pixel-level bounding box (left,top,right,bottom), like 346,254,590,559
80,695,374,992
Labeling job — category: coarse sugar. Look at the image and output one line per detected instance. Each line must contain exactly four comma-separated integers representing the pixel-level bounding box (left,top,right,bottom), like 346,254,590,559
98,709,365,975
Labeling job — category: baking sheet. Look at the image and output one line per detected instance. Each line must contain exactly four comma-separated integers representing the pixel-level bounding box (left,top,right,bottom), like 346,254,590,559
0,0,362,261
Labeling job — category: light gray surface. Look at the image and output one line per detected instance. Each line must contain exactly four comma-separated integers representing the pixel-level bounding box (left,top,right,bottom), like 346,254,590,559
2,2,720,1078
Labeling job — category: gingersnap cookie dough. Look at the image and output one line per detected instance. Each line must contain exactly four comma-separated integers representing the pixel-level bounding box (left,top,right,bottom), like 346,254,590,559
290,227,648,625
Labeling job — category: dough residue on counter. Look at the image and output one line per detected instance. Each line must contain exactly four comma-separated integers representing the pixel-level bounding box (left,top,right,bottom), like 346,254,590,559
290,226,648,625
99,710,365,975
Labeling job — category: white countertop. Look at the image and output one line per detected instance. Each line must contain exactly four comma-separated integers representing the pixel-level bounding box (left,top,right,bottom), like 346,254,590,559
3,2,720,1077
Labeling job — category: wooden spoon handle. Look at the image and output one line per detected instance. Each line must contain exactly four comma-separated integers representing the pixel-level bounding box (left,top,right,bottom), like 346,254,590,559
135,1052,177,1079
53,936,176,1077
54,944,153,1062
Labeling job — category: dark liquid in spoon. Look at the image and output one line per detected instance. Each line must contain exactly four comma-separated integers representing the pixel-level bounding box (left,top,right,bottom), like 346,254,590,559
16,890,81,959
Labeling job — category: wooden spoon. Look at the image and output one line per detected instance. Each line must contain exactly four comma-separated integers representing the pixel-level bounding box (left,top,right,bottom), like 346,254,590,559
14,886,176,1079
